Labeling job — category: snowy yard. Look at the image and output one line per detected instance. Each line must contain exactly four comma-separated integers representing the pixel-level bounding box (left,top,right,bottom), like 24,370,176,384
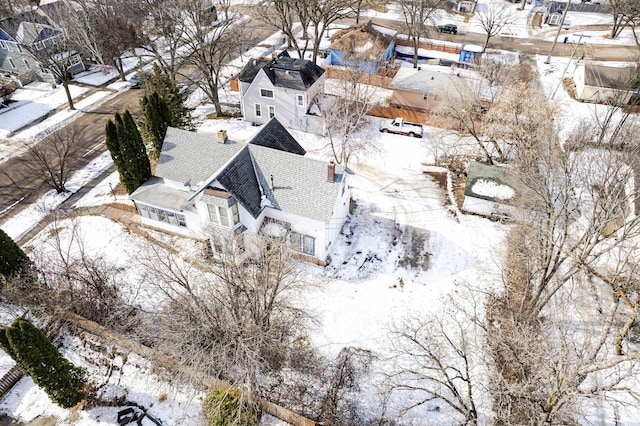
0,0,639,424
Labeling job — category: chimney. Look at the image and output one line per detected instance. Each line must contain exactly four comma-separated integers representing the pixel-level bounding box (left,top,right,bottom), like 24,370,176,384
217,129,227,144
327,160,335,182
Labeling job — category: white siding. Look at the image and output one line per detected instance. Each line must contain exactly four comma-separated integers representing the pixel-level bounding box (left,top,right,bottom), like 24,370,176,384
241,70,326,132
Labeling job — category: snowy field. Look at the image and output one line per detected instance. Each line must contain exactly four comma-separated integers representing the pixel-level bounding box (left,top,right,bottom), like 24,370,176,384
0,0,639,424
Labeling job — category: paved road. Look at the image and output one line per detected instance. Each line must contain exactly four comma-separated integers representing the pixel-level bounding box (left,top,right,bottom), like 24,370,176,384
0,87,143,222
365,17,639,61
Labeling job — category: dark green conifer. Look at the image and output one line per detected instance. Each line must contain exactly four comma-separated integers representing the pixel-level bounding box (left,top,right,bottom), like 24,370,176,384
0,318,86,408
144,64,193,129
0,228,30,282
140,91,170,157
105,110,151,194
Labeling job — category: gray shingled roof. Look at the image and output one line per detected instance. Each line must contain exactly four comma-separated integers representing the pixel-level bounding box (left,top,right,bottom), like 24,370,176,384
156,127,245,186
238,51,324,91
249,144,345,223
137,119,345,224
248,118,305,155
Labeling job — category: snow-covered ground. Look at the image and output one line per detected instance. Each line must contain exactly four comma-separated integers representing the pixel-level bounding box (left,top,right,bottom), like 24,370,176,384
0,1,639,424
363,0,636,45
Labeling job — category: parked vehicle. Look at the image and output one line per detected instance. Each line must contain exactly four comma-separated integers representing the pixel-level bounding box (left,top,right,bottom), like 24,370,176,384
379,118,424,138
437,24,458,34
128,73,141,89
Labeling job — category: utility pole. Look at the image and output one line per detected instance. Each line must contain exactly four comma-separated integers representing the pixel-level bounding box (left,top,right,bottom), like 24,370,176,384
549,33,590,100
545,0,573,64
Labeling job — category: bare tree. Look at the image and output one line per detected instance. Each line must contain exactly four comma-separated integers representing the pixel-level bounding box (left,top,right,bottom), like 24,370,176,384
320,347,374,425
10,126,84,194
475,2,518,52
388,301,484,425
29,28,81,109
609,0,640,39
484,100,640,423
315,50,380,166
137,232,312,401
254,0,312,60
179,0,252,116
398,0,448,68
7,212,138,332
139,0,189,80
307,0,355,64
70,0,146,81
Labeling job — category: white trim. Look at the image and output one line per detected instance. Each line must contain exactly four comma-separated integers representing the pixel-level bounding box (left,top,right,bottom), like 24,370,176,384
268,105,275,118
255,103,262,117
296,94,304,107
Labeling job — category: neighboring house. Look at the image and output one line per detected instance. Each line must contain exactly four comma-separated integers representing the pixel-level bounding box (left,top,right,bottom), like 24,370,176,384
389,66,492,112
573,63,638,105
238,51,325,132
129,118,351,265
462,161,531,219
450,0,478,13
0,9,84,86
323,21,396,74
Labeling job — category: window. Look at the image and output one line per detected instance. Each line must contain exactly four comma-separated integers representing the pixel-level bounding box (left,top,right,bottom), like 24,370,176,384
136,203,186,228
208,203,240,227
268,105,275,119
423,93,428,101
218,205,230,227
260,88,274,98
296,94,304,107
69,55,81,66
255,103,261,117
291,232,315,256
23,59,30,70
8,58,15,69
0,41,7,51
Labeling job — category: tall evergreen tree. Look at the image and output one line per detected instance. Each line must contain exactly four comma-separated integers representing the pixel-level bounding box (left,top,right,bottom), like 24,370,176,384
0,228,30,282
144,63,193,130
105,110,151,194
140,91,170,158
0,318,86,408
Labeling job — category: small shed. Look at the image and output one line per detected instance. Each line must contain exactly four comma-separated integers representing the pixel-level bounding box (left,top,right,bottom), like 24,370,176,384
459,44,483,65
462,161,532,219
573,63,638,105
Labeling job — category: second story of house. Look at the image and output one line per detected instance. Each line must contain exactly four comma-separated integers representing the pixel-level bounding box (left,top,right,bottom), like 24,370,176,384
238,51,325,129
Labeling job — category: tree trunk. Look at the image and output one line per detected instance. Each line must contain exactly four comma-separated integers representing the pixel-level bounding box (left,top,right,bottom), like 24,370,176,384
113,57,126,81
412,37,419,68
62,81,75,110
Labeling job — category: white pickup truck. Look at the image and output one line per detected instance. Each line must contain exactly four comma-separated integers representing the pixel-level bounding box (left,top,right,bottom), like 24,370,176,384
379,118,424,138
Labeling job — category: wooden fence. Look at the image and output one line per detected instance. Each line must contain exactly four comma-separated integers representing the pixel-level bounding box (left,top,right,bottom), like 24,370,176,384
323,66,393,88
395,37,462,55
64,313,317,426
369,105,460,130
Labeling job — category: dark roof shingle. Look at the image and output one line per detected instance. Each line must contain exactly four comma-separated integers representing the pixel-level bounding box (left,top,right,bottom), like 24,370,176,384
248,118,305,155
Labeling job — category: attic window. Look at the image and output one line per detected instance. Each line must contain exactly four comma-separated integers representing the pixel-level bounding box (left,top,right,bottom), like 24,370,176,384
260,88,274,98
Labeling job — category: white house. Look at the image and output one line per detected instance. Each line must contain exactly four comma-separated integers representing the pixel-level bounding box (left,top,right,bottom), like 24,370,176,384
129,118,351,265
238,51,325,133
